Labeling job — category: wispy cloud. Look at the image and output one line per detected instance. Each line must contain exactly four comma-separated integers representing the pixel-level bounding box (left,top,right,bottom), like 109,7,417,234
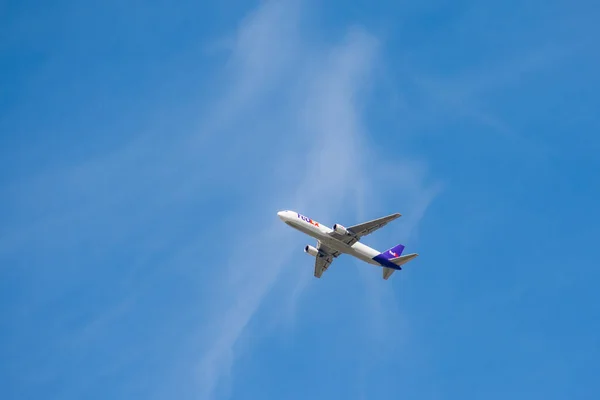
188,2,441,399
399,43,571,157
0,1,439,399
191,15,380,400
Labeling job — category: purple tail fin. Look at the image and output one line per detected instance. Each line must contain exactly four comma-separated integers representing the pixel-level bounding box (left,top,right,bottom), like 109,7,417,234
379,243,405,260
372,243,406,270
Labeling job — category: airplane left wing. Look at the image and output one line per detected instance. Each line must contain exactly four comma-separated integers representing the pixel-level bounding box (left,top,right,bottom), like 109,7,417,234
313,254,332,278
313,241,338,278
317,241,341,258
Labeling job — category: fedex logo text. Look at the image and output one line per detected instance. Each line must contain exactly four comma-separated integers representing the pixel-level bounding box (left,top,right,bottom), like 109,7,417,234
297,213,320,227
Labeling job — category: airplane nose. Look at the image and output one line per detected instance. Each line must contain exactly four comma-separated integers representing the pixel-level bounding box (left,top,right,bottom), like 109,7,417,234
277,211,285,219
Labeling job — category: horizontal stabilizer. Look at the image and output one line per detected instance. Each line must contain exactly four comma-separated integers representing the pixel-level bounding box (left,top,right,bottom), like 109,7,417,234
382,267,396,280
390,253,419,267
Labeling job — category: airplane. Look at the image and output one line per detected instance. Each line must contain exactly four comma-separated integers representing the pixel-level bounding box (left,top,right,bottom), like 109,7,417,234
277,210,419,280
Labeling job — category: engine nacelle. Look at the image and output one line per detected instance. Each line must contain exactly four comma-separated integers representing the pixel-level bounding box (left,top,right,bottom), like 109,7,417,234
304,245,319,257
333,223,348,235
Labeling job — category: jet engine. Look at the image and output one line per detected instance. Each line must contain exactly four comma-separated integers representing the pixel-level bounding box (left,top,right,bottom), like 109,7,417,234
304,245,319,257
333,223,348,235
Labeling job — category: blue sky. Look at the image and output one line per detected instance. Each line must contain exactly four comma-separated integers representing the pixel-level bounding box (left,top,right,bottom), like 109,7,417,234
2,0,600,399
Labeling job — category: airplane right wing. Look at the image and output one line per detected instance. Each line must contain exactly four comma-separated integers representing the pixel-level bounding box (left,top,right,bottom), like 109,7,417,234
347,213,401,238
329,213,402,246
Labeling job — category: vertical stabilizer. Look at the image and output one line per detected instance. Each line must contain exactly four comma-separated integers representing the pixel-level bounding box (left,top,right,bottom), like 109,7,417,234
372,243,406,270
379,244,405,260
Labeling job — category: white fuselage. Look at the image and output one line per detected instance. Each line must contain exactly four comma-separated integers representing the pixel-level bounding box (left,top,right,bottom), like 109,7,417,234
277,210,381,266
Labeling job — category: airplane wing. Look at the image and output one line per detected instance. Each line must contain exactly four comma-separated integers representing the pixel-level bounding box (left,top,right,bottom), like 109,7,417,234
348,213,401,237
313,241,338,278
313,253,332,278
329,213,401,246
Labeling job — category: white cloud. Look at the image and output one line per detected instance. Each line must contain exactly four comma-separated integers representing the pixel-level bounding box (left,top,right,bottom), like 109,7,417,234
0,1,440,399
401,43,570,156
189,2,441,399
